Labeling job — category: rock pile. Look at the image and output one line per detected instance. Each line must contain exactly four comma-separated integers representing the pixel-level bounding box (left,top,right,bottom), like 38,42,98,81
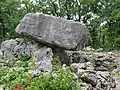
69,51,119,90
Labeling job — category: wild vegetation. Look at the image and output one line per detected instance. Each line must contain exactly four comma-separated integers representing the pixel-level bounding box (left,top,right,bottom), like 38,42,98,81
0,0,120,90
0,55,82,90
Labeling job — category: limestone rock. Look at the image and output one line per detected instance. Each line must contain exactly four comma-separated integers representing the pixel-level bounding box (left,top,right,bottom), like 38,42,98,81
71,62,94,74
15,13,89,50
32,47,53,75
80,71,116,90
62,51,117,70
1,38,39,59
68,51,119,90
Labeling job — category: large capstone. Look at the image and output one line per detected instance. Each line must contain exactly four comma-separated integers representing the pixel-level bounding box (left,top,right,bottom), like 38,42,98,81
15,13,89,50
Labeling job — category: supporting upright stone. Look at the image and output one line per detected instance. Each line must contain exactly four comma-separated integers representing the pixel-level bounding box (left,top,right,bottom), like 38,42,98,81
32,47,53,75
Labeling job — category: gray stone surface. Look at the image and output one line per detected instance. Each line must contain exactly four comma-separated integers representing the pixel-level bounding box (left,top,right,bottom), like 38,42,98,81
32,47,53,75
1,38,39,59
62,51,117,70
15,13,89,50
68,51,120,90
81,71,116,90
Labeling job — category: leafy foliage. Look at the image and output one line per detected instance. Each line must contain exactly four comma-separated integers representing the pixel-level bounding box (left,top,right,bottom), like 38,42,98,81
0,0,120,50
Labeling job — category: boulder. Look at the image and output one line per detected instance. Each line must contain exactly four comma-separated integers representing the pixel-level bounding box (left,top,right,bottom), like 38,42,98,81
15,13,89,50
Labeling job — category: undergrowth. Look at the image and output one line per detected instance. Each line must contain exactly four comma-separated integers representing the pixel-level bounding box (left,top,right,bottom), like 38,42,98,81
0,55,82,90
